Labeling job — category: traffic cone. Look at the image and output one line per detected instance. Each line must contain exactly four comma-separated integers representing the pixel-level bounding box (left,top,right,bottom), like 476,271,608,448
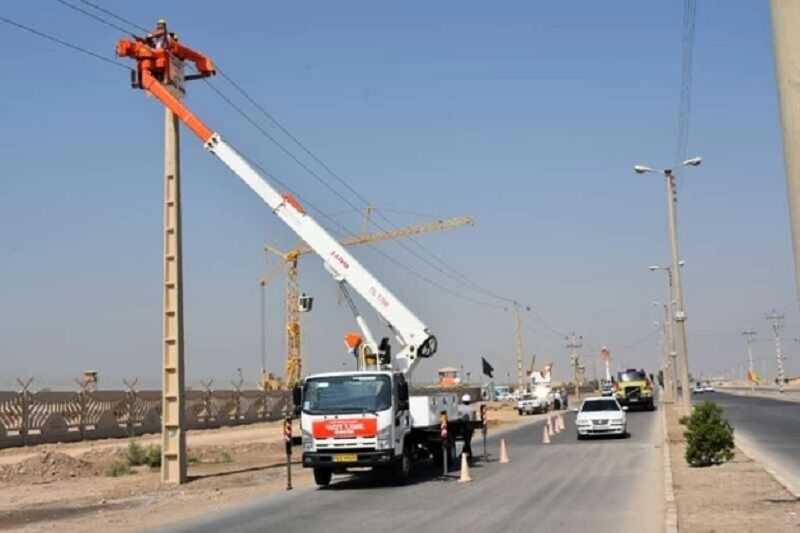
499,438,510,463
542,424,551,444
546,416,553,434
559,414,566,431
458,452,472,483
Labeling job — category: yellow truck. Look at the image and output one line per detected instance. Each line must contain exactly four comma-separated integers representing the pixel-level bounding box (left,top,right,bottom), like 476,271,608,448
614,369,655,411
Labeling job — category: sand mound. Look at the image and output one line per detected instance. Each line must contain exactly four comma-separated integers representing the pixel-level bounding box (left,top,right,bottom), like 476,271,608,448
0,451,96,483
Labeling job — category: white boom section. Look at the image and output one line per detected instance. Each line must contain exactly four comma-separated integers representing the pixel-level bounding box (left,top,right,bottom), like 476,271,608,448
204,134,435,375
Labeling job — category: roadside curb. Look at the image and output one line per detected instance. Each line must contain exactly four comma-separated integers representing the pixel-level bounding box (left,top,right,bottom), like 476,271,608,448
661,405,678,533
734,432,800,499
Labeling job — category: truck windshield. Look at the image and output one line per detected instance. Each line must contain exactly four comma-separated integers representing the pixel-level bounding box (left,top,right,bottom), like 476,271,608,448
618,371,647,382
303,374,392,415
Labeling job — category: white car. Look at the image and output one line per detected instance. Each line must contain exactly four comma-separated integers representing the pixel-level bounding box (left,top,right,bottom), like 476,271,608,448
517,394,548,415
703,384,715,392
575,397,628,439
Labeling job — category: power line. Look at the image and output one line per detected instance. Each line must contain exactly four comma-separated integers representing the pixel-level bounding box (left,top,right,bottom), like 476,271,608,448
78,0,149,33
215,65,520,305
674,0,697,169
54,0,133,35
0,15,130,71
49,0,536,313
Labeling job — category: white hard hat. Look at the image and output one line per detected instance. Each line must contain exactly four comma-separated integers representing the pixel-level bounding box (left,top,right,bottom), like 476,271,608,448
461,394,471,403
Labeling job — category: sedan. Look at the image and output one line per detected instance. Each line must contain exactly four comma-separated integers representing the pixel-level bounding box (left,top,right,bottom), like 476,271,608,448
574,397,628,439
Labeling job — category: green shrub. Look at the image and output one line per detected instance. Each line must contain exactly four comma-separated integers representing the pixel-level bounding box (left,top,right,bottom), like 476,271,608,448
127,439,147,466
145,445,162,468
678,415,689,426
684,401,735,467
187,453,200,465
106,460,133,477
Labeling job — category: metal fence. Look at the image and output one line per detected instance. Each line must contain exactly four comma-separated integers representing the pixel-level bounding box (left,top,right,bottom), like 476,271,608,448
0,385,289,449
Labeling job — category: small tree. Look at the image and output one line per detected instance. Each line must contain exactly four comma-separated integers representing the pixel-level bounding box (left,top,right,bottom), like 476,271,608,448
684,401,735,467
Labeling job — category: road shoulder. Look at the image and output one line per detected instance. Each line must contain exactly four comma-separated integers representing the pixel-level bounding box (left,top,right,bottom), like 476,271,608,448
665,404,800,532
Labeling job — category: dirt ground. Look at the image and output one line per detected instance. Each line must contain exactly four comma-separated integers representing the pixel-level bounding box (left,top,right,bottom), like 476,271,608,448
666,405,800,532
0,400,531,531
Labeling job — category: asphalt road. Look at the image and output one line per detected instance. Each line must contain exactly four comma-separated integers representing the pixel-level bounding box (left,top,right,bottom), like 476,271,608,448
697,391,800,495
169,407,664,533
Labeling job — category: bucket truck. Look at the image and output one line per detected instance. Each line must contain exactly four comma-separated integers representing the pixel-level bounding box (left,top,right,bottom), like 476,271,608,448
117,24,481,487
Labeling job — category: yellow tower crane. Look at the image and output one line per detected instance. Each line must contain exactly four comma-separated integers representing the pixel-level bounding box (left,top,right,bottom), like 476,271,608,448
260,212,475,389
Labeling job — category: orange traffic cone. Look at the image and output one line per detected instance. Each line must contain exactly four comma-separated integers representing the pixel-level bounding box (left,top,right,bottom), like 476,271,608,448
546,416,553,434
542,424,551,444
499,438,510,463
559,414,565,431
458,452,472,483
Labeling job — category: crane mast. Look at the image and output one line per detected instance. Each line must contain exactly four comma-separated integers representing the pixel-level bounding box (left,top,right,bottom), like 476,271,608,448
117,32,437,376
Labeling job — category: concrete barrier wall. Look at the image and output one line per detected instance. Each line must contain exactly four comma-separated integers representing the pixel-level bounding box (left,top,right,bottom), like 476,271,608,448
0,389,289,449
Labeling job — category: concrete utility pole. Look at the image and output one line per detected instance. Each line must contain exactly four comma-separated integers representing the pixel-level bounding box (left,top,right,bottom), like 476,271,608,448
566,333,583,398
766,311,787,393
656,302,675,403
162,106,186,484
742,330,757,392
513,305,526,394
770,0,800,298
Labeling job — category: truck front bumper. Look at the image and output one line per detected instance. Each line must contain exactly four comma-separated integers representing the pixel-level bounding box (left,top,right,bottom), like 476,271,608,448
302,450,396,469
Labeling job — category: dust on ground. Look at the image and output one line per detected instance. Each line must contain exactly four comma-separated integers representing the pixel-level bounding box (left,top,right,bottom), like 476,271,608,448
0,400,533,531
666,404,800,532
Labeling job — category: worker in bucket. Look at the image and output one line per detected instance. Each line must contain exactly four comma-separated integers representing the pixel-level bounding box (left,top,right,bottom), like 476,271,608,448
458,394,476,462
147,19,169,49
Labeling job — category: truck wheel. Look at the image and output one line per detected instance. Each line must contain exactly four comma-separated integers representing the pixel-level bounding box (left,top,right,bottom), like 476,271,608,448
518,409,523,416
313,467,332,487
394,445,412,484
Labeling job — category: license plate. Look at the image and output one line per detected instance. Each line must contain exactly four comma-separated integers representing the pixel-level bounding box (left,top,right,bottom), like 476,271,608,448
333,454,358,463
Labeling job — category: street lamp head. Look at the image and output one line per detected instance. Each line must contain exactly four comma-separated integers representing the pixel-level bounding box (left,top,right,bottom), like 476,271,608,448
634,165,655,174
678,260,686,267
681,156,702,167
648,265,661,271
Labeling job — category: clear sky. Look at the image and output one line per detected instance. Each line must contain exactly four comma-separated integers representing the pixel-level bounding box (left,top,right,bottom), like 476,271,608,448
1,1,798,389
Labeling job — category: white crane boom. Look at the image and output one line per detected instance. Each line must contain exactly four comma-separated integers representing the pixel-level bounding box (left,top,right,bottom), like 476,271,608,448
117,36,437,375
208,135,436,373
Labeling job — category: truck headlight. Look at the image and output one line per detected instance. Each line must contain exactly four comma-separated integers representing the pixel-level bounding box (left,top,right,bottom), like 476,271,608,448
376,425,393,450
302,429,314,451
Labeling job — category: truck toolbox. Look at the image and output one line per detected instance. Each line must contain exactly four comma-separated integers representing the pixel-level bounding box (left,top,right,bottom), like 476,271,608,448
409,393,459,427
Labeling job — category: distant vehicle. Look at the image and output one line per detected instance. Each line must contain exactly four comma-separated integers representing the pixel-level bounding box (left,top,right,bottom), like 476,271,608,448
600,381,614,397
517,393,549,415
497,392,516,402
703,383,715,392
494,385,512,401
693,382,704,394
575,397,628,439
615,369,655,410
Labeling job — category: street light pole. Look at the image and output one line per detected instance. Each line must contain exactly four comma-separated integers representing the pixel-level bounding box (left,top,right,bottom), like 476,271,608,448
635,159,700,414
664,169,692,413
